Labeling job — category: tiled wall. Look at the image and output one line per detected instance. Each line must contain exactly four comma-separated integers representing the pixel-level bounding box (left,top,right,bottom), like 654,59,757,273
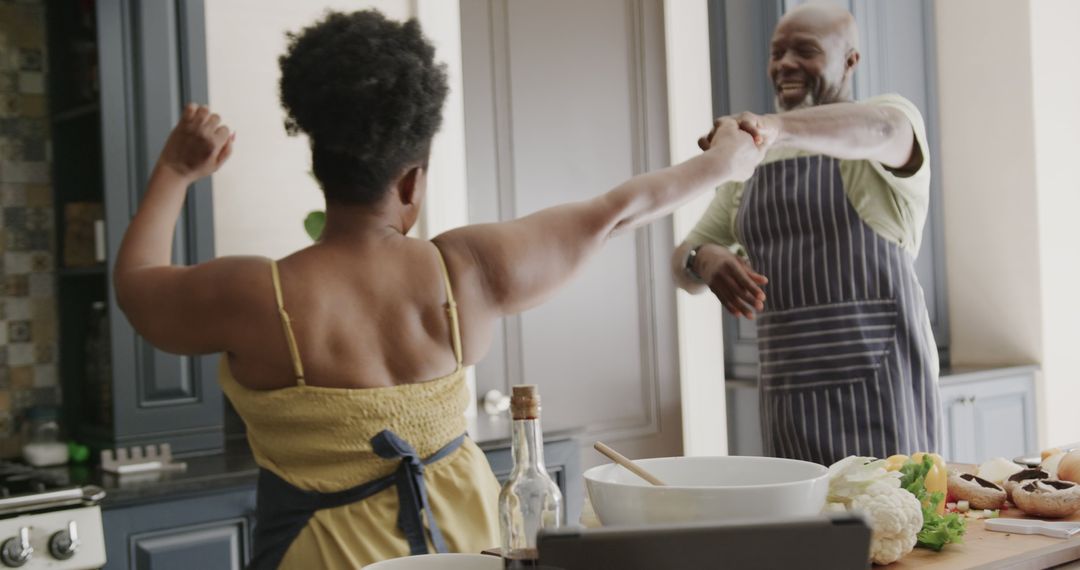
0,0,59,457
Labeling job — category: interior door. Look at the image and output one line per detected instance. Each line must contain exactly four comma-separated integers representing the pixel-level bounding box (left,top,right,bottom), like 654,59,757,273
460,0,682,465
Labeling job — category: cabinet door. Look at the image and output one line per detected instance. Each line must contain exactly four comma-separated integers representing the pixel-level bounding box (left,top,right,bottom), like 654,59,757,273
971,377,1037,461
102,488,255,570
938,383,976,463
461,0,683,463
97,0,222,453
484,440,583,526
938,373,1036,464
132,521,246,570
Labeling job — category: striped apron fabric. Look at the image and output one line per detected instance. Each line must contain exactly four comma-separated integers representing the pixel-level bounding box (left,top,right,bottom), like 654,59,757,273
735,155,940,466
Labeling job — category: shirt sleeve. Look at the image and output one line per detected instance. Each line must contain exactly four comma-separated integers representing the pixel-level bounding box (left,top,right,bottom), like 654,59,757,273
861,93,932,215
685,181,743,248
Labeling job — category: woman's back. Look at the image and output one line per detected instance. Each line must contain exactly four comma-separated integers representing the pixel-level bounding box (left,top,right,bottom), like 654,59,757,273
226,236,463,392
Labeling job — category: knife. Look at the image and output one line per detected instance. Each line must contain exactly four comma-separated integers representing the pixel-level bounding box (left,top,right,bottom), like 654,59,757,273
986,518,1080,539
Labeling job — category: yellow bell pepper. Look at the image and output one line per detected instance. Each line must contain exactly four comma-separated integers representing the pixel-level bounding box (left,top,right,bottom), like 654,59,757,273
885,452,948,515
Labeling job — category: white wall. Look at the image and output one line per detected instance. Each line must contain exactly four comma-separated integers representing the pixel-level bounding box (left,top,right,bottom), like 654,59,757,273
936,0,1080,446
204,0,466,258
1029,0,1080,446
934,0,1042,368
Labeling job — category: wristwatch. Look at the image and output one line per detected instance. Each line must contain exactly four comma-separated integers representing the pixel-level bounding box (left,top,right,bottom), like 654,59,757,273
684,244,705,284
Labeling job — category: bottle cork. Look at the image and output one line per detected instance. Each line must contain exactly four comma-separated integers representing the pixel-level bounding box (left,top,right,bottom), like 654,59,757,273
510,384,540,420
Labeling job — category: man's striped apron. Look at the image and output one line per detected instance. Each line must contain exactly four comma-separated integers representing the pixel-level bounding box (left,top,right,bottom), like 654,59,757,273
736,155,940,465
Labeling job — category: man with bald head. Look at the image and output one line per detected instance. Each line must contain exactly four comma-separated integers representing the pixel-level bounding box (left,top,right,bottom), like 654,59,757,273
672,3,938,465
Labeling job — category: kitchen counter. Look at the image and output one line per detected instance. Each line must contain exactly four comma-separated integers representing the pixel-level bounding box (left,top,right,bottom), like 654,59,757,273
64,440,260,509
57,415,580,509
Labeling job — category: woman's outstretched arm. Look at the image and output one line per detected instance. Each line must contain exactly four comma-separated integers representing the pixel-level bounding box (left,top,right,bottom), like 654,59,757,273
434,118,766,363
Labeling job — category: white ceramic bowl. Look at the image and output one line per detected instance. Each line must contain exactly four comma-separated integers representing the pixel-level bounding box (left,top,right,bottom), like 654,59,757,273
364,553,502,570
585,455,829,526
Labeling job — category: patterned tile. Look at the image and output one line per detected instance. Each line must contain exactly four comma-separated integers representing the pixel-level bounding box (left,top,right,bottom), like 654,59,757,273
29,273,53,297
5,298,28,320
29,251,48,271
31,364,53,387
17,48,40,72
29,315,51,342
0,183,26,206
16,71,41,94
4,228,28,251
10,365,31,389
7,343,32,366
4,274,27,295
0,135,22,159
32,342,50,364
17,94,44,117
30,298,49,319
31,387,58,407
8,320,30,342
3,206,26,227
26,206,49,229
23,183,47,207
20,136,43,160
12,389,32,409
0,160,48,183
26,228,48,250
0,94,16,118
4,251,30,272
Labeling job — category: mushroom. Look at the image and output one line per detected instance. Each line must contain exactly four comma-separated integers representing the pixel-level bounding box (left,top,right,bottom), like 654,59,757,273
1011,480,1080,518
948,472,1007,510
1004,468,1050,503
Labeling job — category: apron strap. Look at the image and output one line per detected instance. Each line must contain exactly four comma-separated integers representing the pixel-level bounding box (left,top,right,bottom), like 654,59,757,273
372,429,464,555
247,432,466,569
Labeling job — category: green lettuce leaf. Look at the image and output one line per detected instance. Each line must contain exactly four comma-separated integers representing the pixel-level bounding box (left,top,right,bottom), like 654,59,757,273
899,455,967,551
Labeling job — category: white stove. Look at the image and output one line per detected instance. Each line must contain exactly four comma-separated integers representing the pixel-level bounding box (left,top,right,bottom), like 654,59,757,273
0,462,106,569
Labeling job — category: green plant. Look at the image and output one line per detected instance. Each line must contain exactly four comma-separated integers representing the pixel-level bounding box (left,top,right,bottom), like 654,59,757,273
304,210,326,241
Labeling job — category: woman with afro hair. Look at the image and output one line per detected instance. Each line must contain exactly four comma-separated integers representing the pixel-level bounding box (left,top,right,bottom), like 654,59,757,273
113,9,766,569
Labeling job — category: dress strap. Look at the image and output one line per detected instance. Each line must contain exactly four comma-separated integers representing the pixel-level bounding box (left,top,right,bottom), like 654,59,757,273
432,245,463,368
270,260,306,385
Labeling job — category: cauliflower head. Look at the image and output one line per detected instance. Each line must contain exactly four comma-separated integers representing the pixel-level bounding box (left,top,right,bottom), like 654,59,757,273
827,456,924,565
851,485,923,565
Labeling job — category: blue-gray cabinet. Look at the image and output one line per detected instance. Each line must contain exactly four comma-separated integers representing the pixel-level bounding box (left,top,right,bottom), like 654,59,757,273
726,366,1039,463
102,488,255,570
48,0,223,457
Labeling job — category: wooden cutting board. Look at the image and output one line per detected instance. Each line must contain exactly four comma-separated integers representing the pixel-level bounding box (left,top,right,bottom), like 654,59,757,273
889,506,1080,569
891,463,1080,569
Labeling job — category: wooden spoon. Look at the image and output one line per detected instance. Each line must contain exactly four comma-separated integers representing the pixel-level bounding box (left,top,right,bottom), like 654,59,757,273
594,441,666,486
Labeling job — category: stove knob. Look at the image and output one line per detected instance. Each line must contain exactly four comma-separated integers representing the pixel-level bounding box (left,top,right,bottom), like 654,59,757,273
49,521,80,561
0,527,32,567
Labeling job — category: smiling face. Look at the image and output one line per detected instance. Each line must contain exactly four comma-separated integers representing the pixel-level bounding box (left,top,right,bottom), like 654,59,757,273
768,4,860,111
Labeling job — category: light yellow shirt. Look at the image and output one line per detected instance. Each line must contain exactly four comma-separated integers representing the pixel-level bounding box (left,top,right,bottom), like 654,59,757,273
686,93,931,257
